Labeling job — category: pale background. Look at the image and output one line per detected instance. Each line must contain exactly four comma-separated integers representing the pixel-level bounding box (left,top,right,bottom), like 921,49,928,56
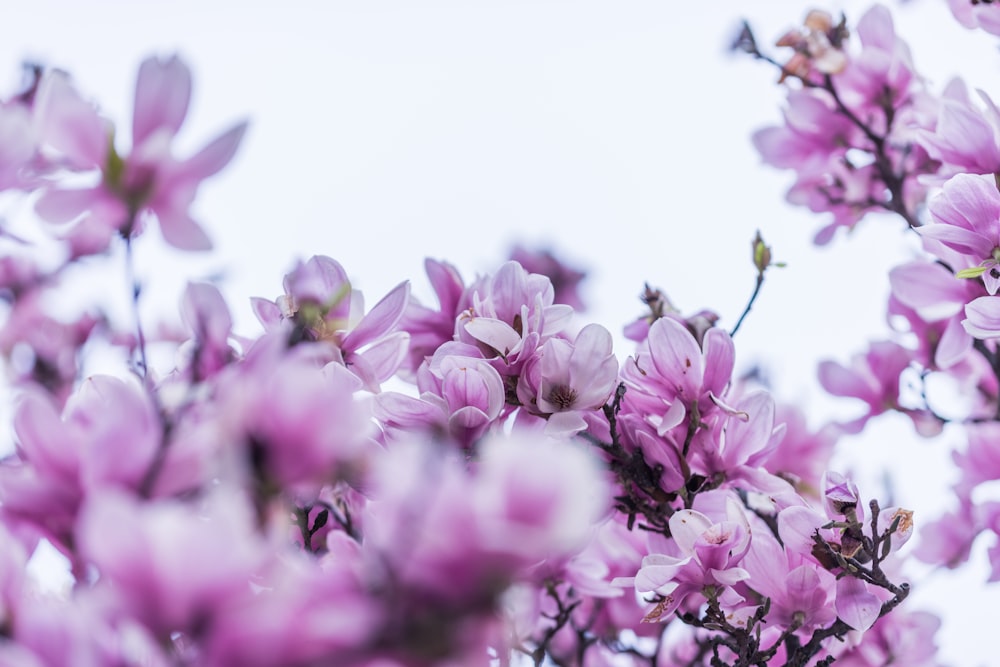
0,1,996,664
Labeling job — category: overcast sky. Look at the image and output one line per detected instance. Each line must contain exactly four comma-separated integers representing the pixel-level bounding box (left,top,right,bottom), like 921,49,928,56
1,1,998,664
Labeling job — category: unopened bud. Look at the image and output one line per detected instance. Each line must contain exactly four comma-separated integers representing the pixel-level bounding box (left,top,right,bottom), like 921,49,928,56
752,230,772,276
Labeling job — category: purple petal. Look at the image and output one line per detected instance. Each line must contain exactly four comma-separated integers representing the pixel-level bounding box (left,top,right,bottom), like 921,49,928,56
817,361,874,401
702,328,735,398
835,577,880,632
937,315,972,367
342,281,409,352
352,331,410,384
888,261,966,319
777,505,826,557
916,223,993,258
464,318,521,358
36,73,108,168
154,208,212,251
181,122,248,181
963,295,1000,339
668,509,713,554
13,392,74,480
250,297,282,329
424,258,465,313
132,55,192,146
647,318,703,400
35,188,103,224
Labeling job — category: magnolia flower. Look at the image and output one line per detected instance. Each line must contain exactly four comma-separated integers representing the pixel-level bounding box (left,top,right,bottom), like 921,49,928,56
618,495,752,623
34,56,246,254
518,323,619,436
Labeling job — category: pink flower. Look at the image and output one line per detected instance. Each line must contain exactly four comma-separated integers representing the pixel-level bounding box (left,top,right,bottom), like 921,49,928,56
76,489,268,638
741,526,836,631
219,342,375,491
34,56,246,253
620,494,752,622
0,376,159,550
458,261,573,376
376,345,506,448
253,255,410,390
818,341,914,433
918,173,1000,295
753,89,855,178
621,316,735,436
517,323,619,436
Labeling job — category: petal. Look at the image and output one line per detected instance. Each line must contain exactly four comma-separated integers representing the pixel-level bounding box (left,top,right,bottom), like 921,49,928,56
13,392,76,481
777,505,826,558
835,577,880,632
181,282,232,343
937,315,972,367
668,509,713,554
132,55,192,146
916,223,993,258
341,281,409,352
647,317,703,400
351,331,410,384
544,411,588,437
464,318,521,358
817,360,874,401
35,188,103,224
35,72,108,168
250,297,282,329
424,258,465,313
963,296,1000,339
180,122,248,181
888,261,966,320
154,208,212,251
701,328,735,397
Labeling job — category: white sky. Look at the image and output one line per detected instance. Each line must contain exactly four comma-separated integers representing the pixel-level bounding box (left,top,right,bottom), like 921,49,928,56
1,1,998,664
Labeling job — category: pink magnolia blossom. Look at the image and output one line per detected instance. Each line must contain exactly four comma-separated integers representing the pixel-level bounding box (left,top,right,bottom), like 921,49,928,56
76,489,268,638
753,88,856,179
620,494,752,623
621,316,735,436
375,345,506,448
741,524,837,631
0,376,159,551
253,255,410,390
919,173,1000,295
517,323,619,436
216,339,375,492
33,56,247,253
835,5,919,117
818,340,930,434
457,260,573,376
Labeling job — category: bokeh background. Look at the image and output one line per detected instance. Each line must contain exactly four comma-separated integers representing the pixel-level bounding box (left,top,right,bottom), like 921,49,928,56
1,1,997,664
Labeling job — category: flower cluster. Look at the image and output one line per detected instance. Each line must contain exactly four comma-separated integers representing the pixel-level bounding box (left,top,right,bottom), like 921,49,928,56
14,2,1000,662
746,3,1000,662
